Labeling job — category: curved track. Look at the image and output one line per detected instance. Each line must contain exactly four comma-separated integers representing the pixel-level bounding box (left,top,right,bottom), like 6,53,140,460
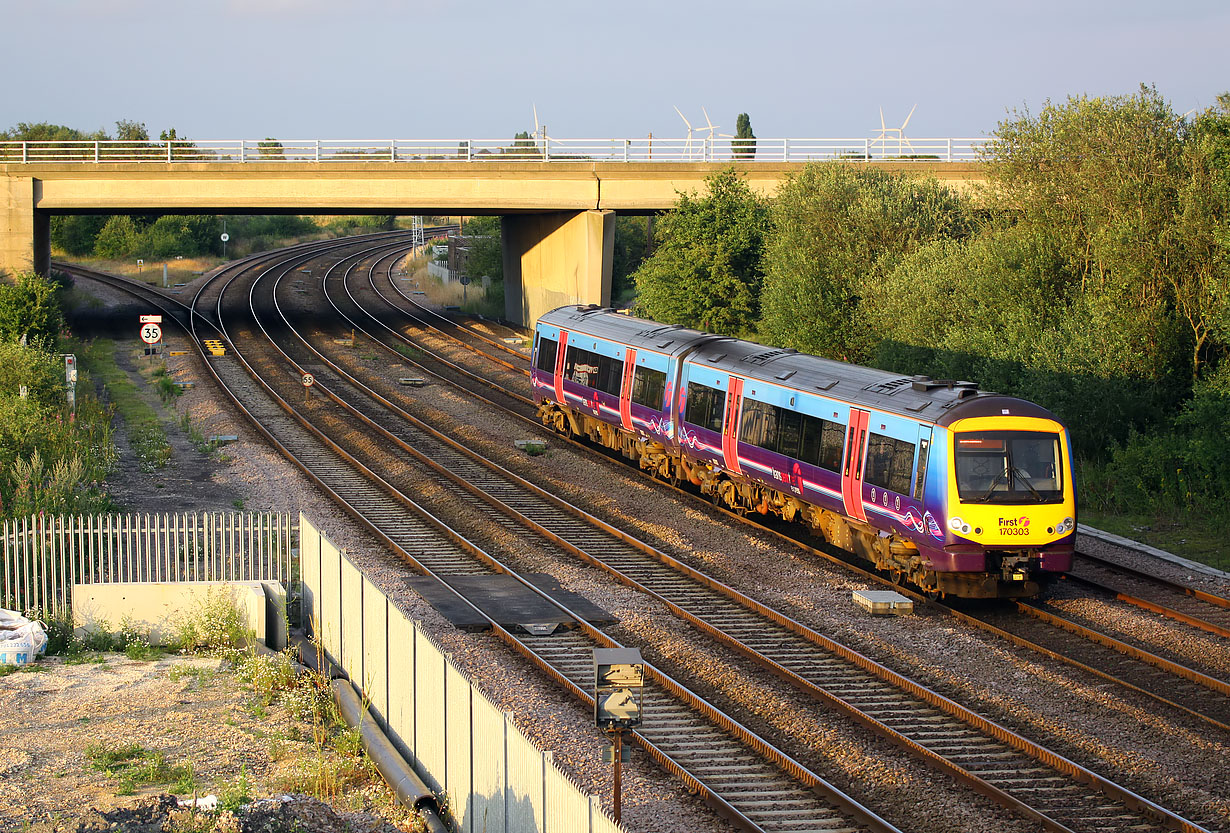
57,243,1220,833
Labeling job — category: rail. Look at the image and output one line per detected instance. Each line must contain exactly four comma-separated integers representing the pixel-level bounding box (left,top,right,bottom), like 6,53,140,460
0,136,988,164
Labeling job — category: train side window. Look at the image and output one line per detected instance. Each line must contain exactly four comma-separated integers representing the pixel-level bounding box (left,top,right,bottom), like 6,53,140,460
776,409,802,459
914,439,929,499
565,346,623,396
535,336,558,375
799,415,845,472
739,398,773,447
865,433,915,495
685,382,726,433
631,366,667,409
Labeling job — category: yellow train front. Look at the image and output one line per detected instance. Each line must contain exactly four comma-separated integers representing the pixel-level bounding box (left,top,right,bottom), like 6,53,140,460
923,398,1077,598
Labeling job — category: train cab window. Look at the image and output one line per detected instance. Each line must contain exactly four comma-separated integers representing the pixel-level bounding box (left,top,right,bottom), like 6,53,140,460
955,431,1062,504
799,415,845,472
864,433,915,495
564,346,624,396
535,336,558,375
630,366,667,410
685,382,726,433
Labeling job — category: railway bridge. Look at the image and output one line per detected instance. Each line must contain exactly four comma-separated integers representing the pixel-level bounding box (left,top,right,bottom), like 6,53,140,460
1,139,986,325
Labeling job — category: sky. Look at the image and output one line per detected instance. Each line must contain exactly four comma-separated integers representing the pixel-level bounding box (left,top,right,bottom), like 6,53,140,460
1,0,1227,142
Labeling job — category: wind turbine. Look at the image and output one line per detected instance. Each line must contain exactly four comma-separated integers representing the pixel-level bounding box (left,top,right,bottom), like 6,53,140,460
870,105,917,158
674,106,697,159
532,104,549,155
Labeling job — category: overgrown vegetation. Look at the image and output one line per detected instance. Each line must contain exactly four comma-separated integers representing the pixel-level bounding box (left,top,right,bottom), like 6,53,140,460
632,86,1230,556
0,274,116,519
80,339,171,471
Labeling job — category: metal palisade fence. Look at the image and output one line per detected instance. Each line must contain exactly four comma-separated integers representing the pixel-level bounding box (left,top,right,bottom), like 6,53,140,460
0,512,296,617
300,514,623,833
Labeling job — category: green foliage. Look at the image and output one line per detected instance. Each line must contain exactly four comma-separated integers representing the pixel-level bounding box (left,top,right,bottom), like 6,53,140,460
258,138,285,160
0,337,115,518
0,272,65,346
733,113,756,160
758,163,971,361
86,741,192,796
2,122,106,141
632,168,770,335
612,215,650,304
50,216,108,256
94,216,141,259
81,339,169,472
168,587,254,654
460,215,503,282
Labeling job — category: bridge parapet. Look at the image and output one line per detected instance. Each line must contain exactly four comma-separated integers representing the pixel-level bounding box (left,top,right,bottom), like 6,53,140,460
0,136,988,165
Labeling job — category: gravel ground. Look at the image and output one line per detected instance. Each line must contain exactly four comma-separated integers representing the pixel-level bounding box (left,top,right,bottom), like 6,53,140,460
44,266,1230,833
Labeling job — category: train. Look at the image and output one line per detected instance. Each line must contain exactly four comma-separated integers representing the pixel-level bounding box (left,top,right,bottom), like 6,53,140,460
530,305,1077,599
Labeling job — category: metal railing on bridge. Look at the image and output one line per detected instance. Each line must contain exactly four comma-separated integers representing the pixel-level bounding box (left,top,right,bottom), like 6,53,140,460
0,136,987,164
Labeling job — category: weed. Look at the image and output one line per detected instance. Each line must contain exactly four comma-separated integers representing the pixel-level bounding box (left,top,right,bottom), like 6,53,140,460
218,765,252,812
179,413,219,455
167,587,253,654
168,663,216,687
232,499,245,510
236,650,296,705
0,664,48,677
85,741,192,796
152,364,182,403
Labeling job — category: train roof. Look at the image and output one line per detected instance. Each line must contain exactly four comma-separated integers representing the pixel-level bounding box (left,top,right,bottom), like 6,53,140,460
538,305,720,356
539,306,1062,428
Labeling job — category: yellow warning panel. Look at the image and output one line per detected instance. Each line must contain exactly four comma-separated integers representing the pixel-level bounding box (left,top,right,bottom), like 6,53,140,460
202,339,227,356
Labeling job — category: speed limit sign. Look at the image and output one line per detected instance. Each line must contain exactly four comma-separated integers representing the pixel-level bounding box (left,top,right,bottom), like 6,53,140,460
302,373,315,387
140,322,162,344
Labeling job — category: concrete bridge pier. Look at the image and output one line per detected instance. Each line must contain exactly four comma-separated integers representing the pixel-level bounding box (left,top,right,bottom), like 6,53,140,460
502,210,614,328
1,176,49,278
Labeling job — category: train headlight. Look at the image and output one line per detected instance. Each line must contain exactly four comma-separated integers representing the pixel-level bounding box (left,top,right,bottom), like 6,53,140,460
948,517,972,535
1055,517,1075,534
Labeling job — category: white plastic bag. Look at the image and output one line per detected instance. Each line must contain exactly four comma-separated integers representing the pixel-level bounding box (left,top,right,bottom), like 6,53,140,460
0,608,47,665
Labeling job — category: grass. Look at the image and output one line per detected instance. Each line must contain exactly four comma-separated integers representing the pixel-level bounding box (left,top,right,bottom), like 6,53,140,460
1081,509,1228,571
86,741,194,796
80,339,171,471
0,664,50,677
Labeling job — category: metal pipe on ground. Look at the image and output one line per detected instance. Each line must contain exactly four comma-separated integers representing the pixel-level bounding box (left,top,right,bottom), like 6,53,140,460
291,632,448,832
331,679,449,833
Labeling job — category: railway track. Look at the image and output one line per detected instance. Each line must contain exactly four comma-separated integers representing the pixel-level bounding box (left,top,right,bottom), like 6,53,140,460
343,248,1230,729
58,244,1220,832
291,249,1213,831
65,250,898,833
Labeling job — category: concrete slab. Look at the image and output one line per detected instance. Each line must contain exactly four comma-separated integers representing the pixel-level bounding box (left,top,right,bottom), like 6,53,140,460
72,581,285,647
852,589,914,616
405,573,616,633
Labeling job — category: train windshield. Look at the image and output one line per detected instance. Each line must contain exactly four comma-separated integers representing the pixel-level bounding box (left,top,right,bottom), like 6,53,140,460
954,431,1063,504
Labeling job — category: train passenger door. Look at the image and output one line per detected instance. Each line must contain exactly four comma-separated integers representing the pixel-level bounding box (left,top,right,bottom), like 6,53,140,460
721,377,744,475
619,348,637,431
553,330,569,405
841,408,870,521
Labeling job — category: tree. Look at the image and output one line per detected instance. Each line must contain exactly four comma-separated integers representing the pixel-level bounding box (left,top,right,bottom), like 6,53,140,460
733,113,756,160
631,169,769,335
757,163,970,361
461,216,503,281
258,138,285,160
114,119,148,141
982,86,1189,385
0,272,64,347
50,216,107,256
